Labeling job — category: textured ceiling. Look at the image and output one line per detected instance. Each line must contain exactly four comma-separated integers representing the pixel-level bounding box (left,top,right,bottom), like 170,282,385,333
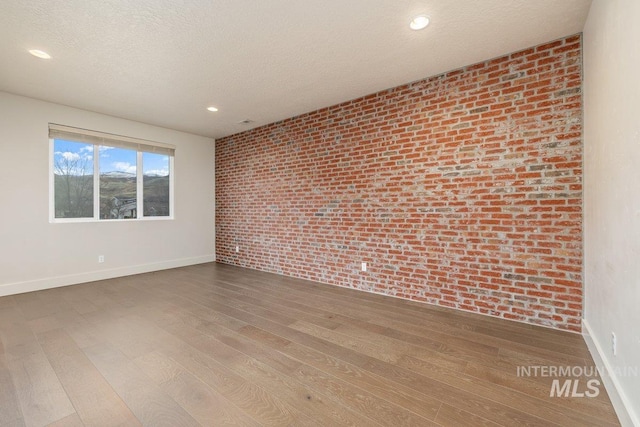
0,0,591,139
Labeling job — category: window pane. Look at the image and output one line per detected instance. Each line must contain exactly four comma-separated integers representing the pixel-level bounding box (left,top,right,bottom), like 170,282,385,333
143,152,170,217
53,140,94,218
99,146,137,219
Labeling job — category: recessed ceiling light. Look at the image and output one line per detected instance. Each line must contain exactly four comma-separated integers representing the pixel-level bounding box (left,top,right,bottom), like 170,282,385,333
28,49,51,59
207,106,218,112
409,15,430,30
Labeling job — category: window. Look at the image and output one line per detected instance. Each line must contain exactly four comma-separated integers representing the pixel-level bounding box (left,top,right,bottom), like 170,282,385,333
143,152,171,217
50,124,174,222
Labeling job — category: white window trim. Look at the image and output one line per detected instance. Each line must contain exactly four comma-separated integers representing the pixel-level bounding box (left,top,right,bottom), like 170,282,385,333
49,125,175,223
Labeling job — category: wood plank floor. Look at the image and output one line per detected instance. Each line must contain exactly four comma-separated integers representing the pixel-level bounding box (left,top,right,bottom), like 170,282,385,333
0,262,620,426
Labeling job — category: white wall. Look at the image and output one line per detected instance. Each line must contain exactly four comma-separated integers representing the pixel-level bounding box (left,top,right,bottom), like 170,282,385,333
0,91,215,296
583,0,640,425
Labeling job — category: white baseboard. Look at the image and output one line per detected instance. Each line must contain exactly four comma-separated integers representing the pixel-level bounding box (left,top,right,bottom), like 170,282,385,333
0,255,216,297
583,319,639,427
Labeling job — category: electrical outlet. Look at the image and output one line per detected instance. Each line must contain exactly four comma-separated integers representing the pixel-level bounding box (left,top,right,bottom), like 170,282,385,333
361,262,367,272
235,246,239,253
612,332,617,356
98,255,105,263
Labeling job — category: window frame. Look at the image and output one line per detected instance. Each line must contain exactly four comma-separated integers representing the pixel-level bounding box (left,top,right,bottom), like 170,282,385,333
49,124,175,223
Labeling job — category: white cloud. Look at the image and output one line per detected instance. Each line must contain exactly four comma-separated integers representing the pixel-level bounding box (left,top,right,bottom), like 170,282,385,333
56,150,92,162
99,146,114,158
61,151,80,161
112,162,136,174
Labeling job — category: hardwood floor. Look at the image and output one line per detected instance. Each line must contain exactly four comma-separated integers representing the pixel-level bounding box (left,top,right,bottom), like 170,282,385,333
0,262,619,426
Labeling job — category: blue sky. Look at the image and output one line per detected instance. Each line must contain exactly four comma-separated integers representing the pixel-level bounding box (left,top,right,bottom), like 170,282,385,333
54,139,169,176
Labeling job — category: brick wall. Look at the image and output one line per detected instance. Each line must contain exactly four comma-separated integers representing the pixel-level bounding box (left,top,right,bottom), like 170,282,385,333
216,35,583,332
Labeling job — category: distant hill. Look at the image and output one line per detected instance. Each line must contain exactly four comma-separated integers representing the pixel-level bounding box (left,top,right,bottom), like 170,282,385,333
101,171,136,178
142,175,170,216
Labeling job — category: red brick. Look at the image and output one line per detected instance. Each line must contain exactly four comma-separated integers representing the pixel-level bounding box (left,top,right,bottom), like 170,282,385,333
215,35,583,332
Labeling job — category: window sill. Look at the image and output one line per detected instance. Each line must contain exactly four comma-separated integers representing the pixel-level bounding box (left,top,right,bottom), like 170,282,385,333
50,216,174,224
